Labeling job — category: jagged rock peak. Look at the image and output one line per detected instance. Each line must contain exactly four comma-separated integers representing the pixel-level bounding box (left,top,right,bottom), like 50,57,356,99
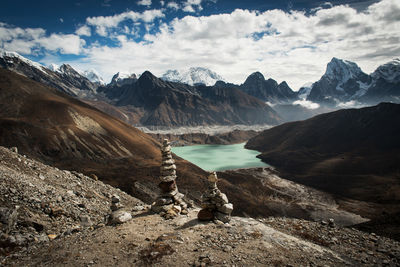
0,49,47,73
371,58,400,83
247,71,265,81
324,57,365,81
83,69,105,85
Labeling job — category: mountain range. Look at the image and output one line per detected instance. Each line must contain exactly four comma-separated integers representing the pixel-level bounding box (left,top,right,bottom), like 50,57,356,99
307,57,400,106
1,49,399,127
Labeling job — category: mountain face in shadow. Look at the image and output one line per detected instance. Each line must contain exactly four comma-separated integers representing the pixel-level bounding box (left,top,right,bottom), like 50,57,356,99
99,71,281,127
0,51,97,97
246,103,400,210
239,72,298,104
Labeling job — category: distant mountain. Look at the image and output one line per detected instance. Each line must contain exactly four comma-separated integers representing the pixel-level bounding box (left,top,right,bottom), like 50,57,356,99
104,71,280,126
83,69,105,85
246,103,400,210
239,72,298,104
161,67,224,86
0,50,98,96
307,57,400,106
360,58,400,104
110,72,137,86
307,58,371,105
297,83,313,99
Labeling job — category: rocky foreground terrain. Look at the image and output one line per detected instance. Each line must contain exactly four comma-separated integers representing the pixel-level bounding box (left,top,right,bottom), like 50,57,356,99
1,146,400,266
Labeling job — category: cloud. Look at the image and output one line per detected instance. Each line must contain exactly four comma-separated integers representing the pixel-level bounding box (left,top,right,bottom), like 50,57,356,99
137,0,152,7
0,23,84,55
86,9,164,36
76,25,91,36
167,1,179,10
336,100,366,109
182,0,203,13
160,0,165,6
2,0,399,89
69,0,400,88
293,100,320,109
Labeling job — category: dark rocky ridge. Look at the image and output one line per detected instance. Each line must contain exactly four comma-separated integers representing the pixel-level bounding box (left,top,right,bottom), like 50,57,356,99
0,53,97,97
98,71,281,127
239,72,298,103
246,103,400,218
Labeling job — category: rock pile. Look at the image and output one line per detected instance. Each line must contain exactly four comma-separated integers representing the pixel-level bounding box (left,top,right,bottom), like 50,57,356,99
198,172,233,223
108,194,132,225
151,139,188,219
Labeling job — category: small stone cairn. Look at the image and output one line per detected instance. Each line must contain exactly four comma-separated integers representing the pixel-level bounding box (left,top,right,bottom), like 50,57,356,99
198,172,233,223
151,139,188,219
108,194,132,224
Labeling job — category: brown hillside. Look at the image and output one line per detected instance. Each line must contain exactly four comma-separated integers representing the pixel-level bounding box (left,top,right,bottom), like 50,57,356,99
0,68,309,220
246,103,400,213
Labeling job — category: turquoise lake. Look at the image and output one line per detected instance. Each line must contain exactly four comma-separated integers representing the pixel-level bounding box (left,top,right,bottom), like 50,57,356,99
171,143,269,171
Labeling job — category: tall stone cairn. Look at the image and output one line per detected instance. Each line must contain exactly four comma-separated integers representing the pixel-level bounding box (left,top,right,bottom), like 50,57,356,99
198,172,233,223
151,139,188,219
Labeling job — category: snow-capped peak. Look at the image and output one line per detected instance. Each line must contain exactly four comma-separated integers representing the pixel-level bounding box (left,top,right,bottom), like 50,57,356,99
161,67,225,86
0,49,47,74
83,69,105,85
371,58,400,83
324,57,364,82
47,63,60,72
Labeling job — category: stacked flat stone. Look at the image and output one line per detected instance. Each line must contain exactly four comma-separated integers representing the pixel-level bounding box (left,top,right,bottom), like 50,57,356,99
198,172,233,223
151,139,188,219
108,194,132,224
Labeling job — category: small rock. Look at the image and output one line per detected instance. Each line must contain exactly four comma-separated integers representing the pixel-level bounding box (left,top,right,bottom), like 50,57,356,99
109,210,132,224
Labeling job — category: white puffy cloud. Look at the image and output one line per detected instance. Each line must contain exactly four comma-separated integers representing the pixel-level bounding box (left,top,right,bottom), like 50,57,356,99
0,23,84,55
182,0,203,12
76,25,91,36
86,9,164,36
167,2,179,10
137,0,152,7
72,0,400,88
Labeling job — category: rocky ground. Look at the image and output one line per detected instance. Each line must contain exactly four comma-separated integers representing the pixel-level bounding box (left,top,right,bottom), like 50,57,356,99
3,209,400,267
1,145,400,266
0,146,145,259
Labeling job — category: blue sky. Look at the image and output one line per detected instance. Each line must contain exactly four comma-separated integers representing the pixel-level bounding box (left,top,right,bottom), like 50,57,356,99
0,0,399,89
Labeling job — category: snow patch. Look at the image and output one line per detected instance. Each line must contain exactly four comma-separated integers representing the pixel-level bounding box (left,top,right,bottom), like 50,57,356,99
161,67,225,86
0,49,47,74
